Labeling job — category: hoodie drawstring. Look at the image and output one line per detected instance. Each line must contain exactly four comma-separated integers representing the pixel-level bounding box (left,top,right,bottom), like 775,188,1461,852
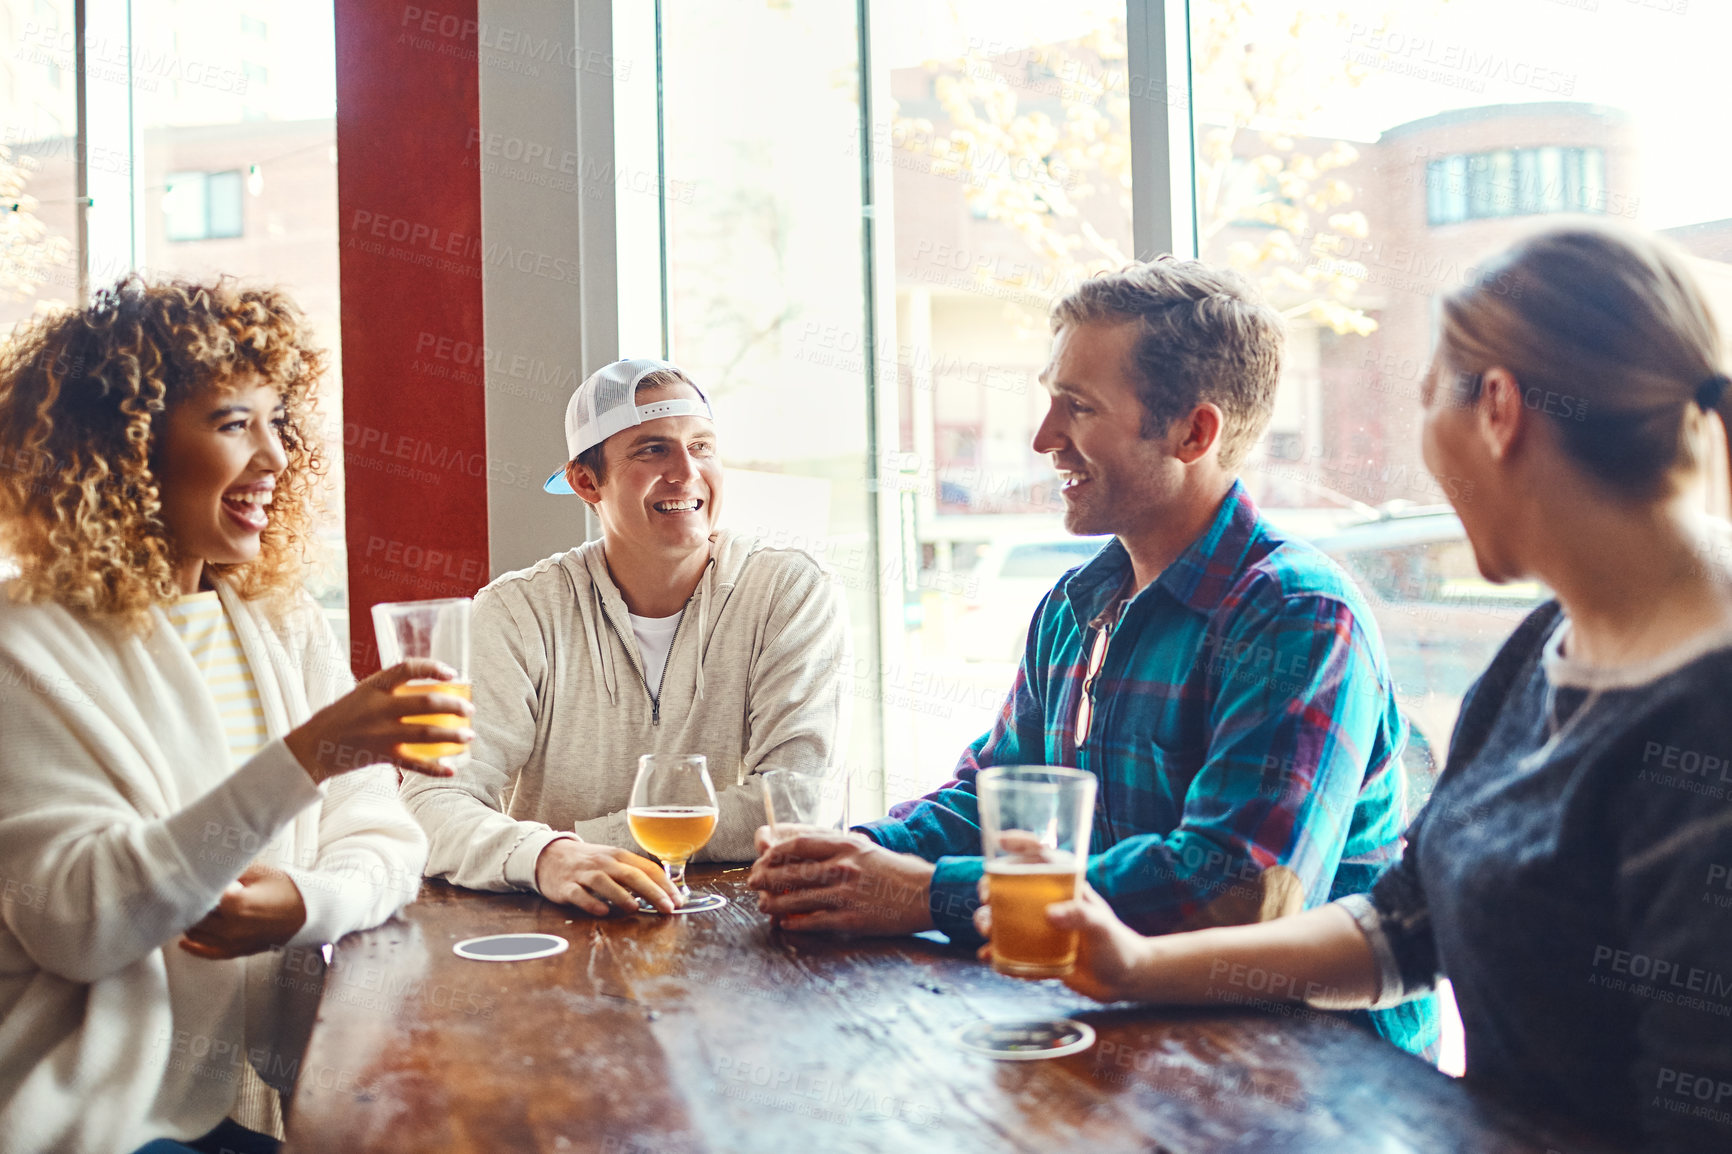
588,578,618,705
694,558,714,702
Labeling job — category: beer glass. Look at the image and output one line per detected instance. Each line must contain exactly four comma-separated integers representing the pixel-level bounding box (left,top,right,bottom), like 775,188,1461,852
627,753,727,913
760,767,848,845
370,597,472,768
979,766,1096,978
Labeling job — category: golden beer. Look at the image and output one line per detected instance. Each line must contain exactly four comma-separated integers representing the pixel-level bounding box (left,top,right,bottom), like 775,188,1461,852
627,805,719,862
986,857,1081,978
392,680,472,760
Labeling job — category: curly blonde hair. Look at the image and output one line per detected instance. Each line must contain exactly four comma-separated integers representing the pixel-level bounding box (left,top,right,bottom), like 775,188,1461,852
0,275,329,631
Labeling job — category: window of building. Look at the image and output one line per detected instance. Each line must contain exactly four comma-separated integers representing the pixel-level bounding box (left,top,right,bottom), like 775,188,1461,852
1426,146,1606,226
163,170,245,241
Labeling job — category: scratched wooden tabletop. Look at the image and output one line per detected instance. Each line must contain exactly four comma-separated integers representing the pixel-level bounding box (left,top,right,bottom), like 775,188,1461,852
282,869,1612,1154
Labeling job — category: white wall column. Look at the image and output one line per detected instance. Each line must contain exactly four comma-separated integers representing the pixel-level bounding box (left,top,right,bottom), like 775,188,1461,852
478,0,619,576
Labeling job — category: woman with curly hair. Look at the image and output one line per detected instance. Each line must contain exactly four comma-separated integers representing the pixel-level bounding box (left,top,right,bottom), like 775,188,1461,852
0,276,473,1154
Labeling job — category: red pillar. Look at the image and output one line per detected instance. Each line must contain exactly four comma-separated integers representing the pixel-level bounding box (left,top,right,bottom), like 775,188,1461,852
335,2,488,675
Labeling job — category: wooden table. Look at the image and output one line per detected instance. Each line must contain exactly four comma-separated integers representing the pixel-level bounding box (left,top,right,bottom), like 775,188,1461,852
284,869,1612,1154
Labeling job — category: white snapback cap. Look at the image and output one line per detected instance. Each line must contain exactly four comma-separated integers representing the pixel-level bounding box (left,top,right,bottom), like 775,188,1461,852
544,358,714,494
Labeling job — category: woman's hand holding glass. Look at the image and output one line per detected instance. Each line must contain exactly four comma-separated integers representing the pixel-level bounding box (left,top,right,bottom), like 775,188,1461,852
284,659,475,784
974,878,1158,1004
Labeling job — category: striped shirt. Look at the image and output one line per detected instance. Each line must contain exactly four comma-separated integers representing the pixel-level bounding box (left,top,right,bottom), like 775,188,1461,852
163,590,283,1136
165,591,269,769
859,481,1436,1053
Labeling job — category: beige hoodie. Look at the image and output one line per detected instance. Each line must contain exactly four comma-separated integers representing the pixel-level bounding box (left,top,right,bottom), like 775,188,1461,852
402,529,848,891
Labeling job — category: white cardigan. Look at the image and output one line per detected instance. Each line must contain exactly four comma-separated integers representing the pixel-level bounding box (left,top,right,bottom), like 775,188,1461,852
0,580,428,1154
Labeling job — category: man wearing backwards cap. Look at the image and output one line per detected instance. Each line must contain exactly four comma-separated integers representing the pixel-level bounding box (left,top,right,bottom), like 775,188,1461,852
402,359,848,915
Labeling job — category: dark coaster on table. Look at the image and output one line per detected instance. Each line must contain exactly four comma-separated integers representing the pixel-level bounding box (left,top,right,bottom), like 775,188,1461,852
953,1018,1096,1060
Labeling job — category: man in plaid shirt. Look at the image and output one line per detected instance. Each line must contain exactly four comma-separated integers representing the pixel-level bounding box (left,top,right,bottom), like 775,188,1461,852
748,258,1436,1054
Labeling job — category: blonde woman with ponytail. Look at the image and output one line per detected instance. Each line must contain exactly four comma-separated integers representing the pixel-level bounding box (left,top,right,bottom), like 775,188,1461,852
974,224,1732,1152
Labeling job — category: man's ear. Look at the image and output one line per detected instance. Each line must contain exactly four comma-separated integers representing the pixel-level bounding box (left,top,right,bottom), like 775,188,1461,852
1172,402,1225,465
567,459,603,507
1476,367,1526,462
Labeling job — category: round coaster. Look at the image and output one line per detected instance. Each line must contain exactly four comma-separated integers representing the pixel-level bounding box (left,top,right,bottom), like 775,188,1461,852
672,891,729,914
953,1017,1096,1060
452,932,570,962
638,891,730,915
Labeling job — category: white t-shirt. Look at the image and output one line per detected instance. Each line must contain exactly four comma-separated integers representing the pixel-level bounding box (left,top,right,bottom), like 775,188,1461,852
629,609,685,696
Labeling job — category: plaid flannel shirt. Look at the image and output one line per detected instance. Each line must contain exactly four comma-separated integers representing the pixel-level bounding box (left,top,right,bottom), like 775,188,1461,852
859,481,1437,1053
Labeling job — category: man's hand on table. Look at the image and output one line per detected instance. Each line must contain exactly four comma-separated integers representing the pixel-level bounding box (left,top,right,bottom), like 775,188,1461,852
747,827,936,935
535,837,680,916
179,863,307,960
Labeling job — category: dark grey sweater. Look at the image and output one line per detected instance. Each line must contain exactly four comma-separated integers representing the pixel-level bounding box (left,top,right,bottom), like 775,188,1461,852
1347,602,1732,1152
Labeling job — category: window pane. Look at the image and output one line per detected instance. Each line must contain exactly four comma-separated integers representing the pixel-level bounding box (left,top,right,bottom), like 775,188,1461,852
1513,148,1540,215
874,1,1130,789
163,171,209,240
1537,145,1564,211
1487,150,1515,217
1582,147,1607,214
205,169,244,238
644,1,887,802
1194,0,1732,775
0,0,79,330
131,0,347,638
1442,154,1467,223
1465,153,1495,219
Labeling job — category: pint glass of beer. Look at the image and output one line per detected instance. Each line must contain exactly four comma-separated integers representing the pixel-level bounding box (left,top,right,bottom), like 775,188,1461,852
370,597,473,768
978,766,1096,979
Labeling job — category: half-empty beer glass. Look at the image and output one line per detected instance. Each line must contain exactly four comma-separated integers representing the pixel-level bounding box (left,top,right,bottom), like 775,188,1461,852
760,767,848,845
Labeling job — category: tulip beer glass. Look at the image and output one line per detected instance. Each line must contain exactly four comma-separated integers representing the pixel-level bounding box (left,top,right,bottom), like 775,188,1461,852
627,753,727,913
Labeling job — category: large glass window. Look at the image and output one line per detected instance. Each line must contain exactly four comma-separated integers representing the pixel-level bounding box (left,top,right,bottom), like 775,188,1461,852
1191,0,1732,767
2,2,348,629
0,0,78,329
1196,0,1732,1073
617,1,889,808
872,1,1132,793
